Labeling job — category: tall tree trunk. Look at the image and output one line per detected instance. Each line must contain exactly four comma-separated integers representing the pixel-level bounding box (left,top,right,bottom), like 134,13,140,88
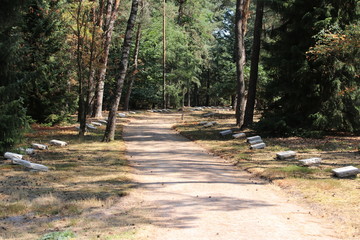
162,0,166,109
103,0,139,142
76,1,87,139
235,0,251,127
243,0,264,127
124,22,142,111
93,0,120,118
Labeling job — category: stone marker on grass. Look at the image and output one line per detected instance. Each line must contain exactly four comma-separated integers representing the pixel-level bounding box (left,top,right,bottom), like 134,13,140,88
25,148,35,155
298,158,322,166
97,120,108,124
203,112,215,117
49,140,68,147
219,130,233,136
332,166,359,178
248,138,264,145
118,113,126,118
233,133,246,139
12,159,49,172
204,121,217,128
31,143,48,150
276,150,296,160
86,123,97,130
4,152,23,160
250,142,266,149
199,121,208,125
247,136,262,143
91,122,102,126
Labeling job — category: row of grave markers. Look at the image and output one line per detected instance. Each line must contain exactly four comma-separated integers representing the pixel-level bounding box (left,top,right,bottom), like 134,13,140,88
5,111,137,171
207,124,359,178
3,140,68,172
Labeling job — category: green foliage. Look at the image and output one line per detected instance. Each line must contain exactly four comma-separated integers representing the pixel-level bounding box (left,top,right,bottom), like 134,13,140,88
38,230,75,240
307,24,360,132
21,0,77,124
260,0,359,135
0,1,29,153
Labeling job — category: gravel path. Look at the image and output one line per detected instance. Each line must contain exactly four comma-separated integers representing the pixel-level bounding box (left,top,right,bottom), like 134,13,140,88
123,113,339,240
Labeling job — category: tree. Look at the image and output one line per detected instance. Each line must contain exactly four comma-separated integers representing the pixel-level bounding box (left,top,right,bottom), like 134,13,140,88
234,0,251,127
93,0,121,118
22,0,76,124
103,0,139,142
259,0,359,135
243,0,264,127
0,0,29,153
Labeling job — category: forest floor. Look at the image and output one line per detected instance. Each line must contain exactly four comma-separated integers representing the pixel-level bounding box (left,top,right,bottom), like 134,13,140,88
1,110,359,239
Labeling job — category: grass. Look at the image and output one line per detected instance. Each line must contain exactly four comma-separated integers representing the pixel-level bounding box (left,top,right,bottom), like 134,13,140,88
175,109,360,239
0,114,136,239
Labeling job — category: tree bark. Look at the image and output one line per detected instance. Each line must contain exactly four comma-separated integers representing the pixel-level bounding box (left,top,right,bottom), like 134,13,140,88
235,0,251,127
93,0,120,118
243,0,264,127
124,22,142,111
177,0,186,25
103,0,139,142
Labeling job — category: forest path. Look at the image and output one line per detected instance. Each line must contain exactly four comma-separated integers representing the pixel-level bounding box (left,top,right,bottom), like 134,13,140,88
122,113,339,240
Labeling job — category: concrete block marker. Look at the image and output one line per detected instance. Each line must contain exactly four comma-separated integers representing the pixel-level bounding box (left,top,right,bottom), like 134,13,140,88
276,151,296,160
250,142,266,149
298,158,322,166
91,121,102,126
199,121,208,125
332,166,359,178
25,148,35,155
86,123,97,130
219,130,233,136
49,140,68,147
248,138,263,145
12,159,49,172
4,152,23,160
118,113,126,118
31,143,48,150
233,133,246,139
204,122,214,128
247,136,262,143
97,119,107,124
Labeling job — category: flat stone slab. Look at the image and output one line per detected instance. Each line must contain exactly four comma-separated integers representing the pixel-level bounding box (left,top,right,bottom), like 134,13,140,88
198,121,208,125
276,151,296,160
250,142,266,149
298,158,322,166
91,121,102,126
12,159,49,172
25,148,35,155
203,121,217,128
31,143,48,150
332,166,359,178
248,139,263,145
203,112,215,117
118,113,126,118
247,136,262,143
97,120,108,124
219,130,233,136
233,133,246,139
86,123,97,130
4,152,23,160
49,140,68,147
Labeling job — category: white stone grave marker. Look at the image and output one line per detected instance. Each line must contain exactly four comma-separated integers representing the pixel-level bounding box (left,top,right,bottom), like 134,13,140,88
332,166,359,178
276,151,296,160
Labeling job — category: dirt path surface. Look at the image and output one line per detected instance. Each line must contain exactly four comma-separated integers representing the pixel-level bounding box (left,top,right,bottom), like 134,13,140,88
123,113,340,240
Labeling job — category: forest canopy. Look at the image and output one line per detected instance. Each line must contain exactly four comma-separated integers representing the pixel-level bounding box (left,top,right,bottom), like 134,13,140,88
0,0,359,151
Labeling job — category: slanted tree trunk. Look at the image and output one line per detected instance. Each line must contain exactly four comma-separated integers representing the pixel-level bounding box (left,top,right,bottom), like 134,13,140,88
124,22,142,111
93,0,120,118
243,0,264,127
235,0,251,127
103,0,139,142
